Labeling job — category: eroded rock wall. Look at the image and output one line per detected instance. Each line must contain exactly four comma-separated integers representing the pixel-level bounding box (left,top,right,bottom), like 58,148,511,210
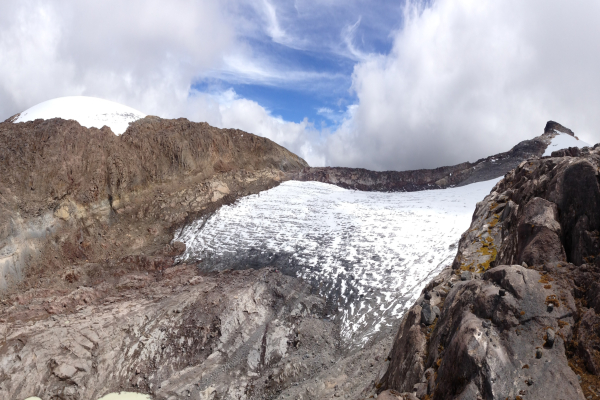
379,145,600,399
0,117,307,291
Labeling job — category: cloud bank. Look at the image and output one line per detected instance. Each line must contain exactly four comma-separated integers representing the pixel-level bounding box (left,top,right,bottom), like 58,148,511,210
326,0,600,170
2,0,600,171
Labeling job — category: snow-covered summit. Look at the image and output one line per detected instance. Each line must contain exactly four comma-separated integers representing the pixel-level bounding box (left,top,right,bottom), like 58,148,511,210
543,131,590,156
12,96,146,135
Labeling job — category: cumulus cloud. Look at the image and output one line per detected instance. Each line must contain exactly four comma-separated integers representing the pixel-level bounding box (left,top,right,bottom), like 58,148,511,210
327,0,600,170
0,0,332,164
0,0,233,117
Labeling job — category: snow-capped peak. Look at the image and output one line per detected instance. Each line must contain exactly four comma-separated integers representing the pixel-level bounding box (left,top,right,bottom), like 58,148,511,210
543,131,590,156
12,96,146,135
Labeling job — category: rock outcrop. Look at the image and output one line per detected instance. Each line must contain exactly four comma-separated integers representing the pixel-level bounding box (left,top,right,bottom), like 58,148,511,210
290,123,573,192
378,143,600,399
545,120,575,137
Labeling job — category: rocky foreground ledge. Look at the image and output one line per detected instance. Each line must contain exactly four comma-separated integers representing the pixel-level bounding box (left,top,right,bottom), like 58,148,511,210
375,144,600,399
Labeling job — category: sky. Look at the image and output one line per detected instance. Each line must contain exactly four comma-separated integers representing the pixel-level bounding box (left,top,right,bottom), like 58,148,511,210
2,0,600,170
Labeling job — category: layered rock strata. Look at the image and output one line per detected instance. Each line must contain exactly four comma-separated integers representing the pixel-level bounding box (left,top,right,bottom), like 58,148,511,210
378,144,600,399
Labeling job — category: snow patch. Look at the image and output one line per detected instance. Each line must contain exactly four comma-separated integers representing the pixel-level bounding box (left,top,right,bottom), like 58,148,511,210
543,131,590,156
177,179,500,345
13,96,146,135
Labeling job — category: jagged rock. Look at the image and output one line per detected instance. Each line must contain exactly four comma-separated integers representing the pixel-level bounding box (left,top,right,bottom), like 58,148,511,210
53,363,78,380
577,309,600,375
544,120,575,136
515,197,565,266
546,328,556,348
379,138,600,399
460,271,471,281
421,302,439,326
382,306,427,392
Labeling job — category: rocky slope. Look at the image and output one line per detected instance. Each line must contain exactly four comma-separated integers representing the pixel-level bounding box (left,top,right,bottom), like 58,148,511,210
0,117,379,399
376,143,600,399
0,116,307,292
290,121,581,192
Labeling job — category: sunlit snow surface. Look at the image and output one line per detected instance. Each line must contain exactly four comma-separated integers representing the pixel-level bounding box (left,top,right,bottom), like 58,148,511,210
543,132,590,156
177,179,500,345
14,96,146,135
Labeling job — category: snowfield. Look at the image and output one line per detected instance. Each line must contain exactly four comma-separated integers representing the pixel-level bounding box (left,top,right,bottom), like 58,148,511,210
543,131,590,156
177,179,501,346
13,96,146,135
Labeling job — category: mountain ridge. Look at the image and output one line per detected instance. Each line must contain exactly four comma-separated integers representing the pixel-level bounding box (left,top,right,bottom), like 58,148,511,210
290,121,588,192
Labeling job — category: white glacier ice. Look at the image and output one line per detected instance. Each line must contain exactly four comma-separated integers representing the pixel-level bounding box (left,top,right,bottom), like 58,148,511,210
543,132,589,156
13,96,146,135
177,178,501,345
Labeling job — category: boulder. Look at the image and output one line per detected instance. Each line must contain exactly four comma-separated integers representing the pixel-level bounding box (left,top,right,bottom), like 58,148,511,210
420,302,439,326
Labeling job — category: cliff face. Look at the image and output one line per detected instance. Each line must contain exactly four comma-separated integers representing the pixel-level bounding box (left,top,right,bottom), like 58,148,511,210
378,145,600,399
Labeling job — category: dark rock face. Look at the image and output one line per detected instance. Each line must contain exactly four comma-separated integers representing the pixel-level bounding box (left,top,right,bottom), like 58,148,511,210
379,143,600,399
545,120,575,136
290,131,556,192
515,197,565,267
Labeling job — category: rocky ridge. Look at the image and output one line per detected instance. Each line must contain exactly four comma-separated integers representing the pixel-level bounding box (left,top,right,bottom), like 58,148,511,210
290,122,578,192
0,116,307,292
376,142,600,399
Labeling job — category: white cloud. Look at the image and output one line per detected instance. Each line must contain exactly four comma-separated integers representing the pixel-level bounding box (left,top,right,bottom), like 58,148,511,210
325,0,600,170
188,89,327,167
0,0,234,118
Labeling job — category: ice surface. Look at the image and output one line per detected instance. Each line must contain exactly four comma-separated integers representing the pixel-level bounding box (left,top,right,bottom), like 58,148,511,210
543,132,590,156
177,179,501,346
13,96,146,135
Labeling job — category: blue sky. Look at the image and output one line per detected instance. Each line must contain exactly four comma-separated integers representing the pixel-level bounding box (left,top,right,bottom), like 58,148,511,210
194,0,404,127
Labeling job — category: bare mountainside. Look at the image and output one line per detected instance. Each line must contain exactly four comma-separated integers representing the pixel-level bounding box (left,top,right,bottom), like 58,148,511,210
0,116,388,400
0,116,306,291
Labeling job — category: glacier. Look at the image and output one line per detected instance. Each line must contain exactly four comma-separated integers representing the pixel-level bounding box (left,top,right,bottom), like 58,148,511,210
177,178,502,346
